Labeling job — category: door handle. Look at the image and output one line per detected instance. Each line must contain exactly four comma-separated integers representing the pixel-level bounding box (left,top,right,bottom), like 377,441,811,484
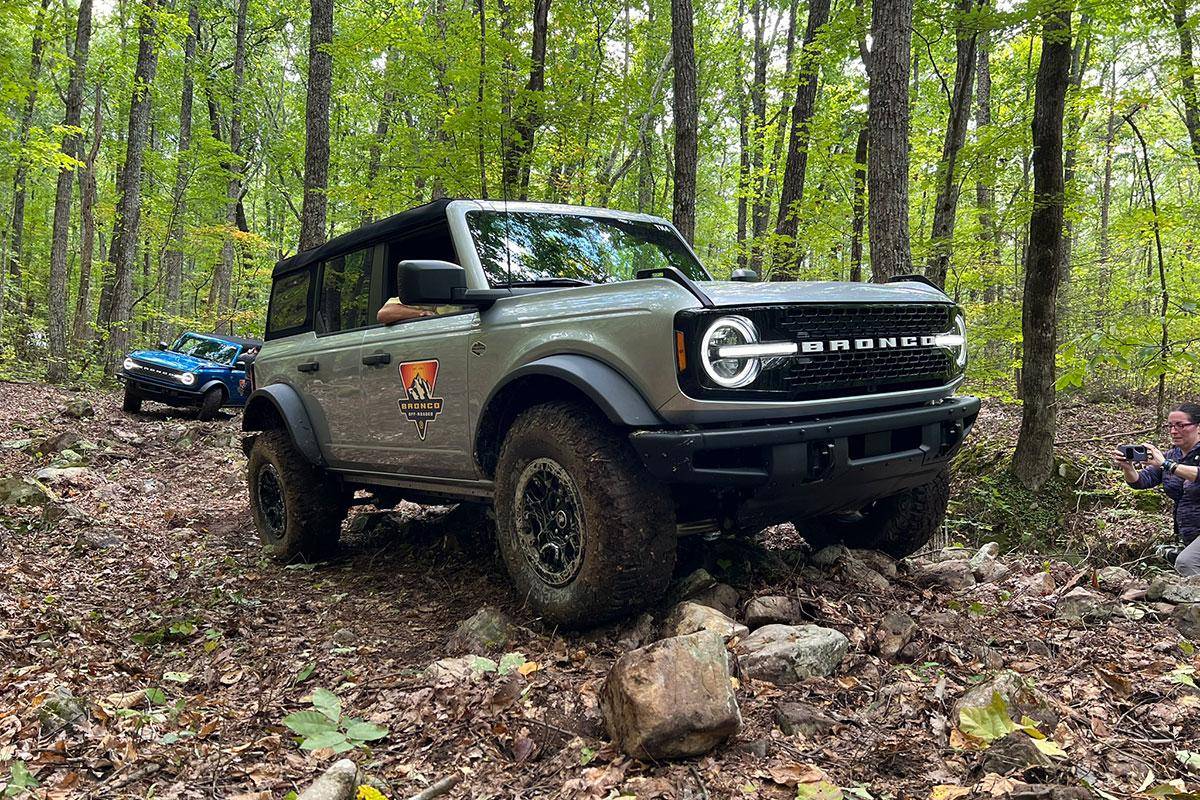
297,361,320,373
361,352,392,367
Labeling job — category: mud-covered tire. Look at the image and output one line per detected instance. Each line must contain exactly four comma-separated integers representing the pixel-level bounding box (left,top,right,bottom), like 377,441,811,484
197,387,223,420
495,401,676,627
122,386,143,413
799,470,950,559
247,430,345,560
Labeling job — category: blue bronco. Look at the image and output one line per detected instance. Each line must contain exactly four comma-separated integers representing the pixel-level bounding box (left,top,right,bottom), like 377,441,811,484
117,332,262,420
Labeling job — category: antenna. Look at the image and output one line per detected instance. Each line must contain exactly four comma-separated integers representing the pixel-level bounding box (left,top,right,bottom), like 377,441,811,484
500,120,513,285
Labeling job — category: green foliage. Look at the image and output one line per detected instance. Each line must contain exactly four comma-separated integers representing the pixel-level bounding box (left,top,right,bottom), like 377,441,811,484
2,762,39,798
281,687,388,753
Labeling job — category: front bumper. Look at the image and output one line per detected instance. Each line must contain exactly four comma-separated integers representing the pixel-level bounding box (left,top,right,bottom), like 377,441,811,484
116,371,203,404
629,395,980,526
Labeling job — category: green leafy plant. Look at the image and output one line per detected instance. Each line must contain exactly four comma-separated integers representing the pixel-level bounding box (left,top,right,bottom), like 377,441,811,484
3,761,39,797
282,688,387,753
958,692,1066,757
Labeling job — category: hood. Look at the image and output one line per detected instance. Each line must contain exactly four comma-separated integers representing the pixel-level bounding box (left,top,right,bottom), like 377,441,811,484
697,279,952,307
128,349,218,371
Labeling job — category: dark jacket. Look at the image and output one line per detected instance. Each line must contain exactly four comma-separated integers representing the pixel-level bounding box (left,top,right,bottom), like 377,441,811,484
1132,443,1200,544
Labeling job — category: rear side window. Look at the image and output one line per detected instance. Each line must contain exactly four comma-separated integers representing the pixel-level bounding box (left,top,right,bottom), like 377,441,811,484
317,247,373,333
267,269,312,337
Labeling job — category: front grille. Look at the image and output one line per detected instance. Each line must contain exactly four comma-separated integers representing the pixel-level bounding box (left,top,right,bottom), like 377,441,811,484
128,358,184,383
677,303,959,402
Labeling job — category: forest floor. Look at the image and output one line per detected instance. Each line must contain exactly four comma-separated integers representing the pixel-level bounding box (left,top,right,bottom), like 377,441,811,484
0,382,1198,799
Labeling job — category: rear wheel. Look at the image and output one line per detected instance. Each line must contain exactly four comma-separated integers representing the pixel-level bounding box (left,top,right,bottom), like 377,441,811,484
495,402,676,627
197,387,223,420
799,470,950,559
122,386,143,413
247,431,346,560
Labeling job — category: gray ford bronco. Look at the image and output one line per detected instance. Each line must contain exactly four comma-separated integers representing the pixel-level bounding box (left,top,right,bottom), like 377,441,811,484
243,199,979,626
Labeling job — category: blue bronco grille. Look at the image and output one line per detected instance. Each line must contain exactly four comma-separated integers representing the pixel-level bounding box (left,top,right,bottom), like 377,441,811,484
128,358,184,383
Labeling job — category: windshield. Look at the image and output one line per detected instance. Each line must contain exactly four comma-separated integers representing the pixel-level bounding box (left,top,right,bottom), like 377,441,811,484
466,210,709,287
172,334,238,365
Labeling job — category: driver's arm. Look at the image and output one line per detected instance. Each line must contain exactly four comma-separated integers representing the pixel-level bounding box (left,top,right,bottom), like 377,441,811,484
377,298,433,325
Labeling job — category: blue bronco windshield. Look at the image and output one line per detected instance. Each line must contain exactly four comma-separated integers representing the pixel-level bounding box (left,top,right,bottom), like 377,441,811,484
171,334,239,365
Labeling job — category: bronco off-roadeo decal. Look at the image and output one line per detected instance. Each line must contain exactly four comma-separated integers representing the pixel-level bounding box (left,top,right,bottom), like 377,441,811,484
397,360,444,440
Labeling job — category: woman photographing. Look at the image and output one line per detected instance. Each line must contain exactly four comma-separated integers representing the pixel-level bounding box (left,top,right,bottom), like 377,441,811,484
1115,403,1200,576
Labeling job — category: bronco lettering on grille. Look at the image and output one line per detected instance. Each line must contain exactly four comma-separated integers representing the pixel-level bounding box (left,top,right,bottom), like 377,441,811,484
798,335,937,354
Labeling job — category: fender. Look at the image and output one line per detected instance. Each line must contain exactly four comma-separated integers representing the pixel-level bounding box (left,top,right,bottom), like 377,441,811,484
242,383,326,466
487,354,663,427
198,379,228,399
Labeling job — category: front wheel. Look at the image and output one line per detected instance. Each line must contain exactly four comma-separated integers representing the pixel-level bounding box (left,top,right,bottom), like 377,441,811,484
495,402,676,627
247,431,346,560
799,470,951,559
122,385,143,413
197,387,223,420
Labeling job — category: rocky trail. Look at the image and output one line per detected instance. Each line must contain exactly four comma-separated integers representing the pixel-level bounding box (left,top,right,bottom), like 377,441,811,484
1,381,1198,799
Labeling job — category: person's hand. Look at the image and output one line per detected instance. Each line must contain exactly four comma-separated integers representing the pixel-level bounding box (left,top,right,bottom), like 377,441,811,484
1113,448,1138,480
1145,443,1166,467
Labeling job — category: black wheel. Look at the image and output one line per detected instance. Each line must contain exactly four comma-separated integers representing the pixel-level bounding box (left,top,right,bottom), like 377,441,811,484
198,387,223,420
799,470,951,559
122,385,143,413
247,431,346,560
495,402,676,627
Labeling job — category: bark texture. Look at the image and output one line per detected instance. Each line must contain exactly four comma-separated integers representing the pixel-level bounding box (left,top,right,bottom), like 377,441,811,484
299,0,333,251
867,0,914,281
1012,4,1072,491
160,1,198,343
671,0,698,242
1173,0,1200,176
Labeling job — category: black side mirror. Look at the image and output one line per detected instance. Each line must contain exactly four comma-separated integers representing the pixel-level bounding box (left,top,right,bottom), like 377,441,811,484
730,269,759,283
234,353,251,368
395,260,511,309
157,340,169,350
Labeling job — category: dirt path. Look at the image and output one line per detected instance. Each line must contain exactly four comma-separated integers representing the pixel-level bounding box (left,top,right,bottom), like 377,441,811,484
1,382,1197,799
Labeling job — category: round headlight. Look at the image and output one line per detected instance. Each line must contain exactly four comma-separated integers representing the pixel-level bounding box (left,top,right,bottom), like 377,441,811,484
700,316,761,388
123,357,136,372
180,372,196,386
933,313,968,369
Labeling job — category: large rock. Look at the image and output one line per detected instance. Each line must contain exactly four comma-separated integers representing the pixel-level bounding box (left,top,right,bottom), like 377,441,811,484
0,477,54,507
422,656,488,683
1172,603,1200,640
735,624,849,685
932,545,972,562
1147,574,1200,604
62,398,95,419
851,550,898,578
1095,566,1134,592
689,582,740,618
661,602,748,643
36,430,83,454
979,731,1054,775
744,595,805,629
600,630,741,760
668,568,717,604
447,607,513,655
970,543,1010,583
1023,571,1056,597
37,686,86,736
873,611,918,660
35,466,95,484
298,758,359,800
811,546,890,590
915,559,976,590
810,545,850,568
773,701,838,737
1055,587,1117,624
953,671,1057,731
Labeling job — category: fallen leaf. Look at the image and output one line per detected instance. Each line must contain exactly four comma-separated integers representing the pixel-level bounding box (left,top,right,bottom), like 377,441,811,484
930,786,969,800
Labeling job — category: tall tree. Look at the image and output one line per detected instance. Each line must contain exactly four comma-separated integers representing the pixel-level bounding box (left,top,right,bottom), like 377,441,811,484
501,0,552,198
1012,1,1072,491
671,0,698,242
850,125,868,282
1172,0,1200,176
299,0,333,251
974,28,1000,267
925,0,982,289
210,0,249,329
867,0,914,281
99,0,160,368
47,0,94,381
160,1,198,343
72,85,103,346
774,0,832,271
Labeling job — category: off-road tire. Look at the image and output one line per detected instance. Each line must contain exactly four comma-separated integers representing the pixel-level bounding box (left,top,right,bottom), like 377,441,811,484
197,387,223,420
799,469,951,559
495,401,676,627
122,386,143,413
247,430,345,561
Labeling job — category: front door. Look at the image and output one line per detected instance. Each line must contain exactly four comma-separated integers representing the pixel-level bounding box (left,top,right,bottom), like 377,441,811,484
352,312,479,479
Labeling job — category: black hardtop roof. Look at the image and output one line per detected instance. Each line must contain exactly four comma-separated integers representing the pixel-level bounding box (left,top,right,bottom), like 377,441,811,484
182,331,263,348
272,198,455,278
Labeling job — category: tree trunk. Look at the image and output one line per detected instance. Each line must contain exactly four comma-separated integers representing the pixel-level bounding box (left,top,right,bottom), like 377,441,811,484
1173,0,1200,176
100,0,160,369
1098,60,1117,298
773,0,832,274
671,0,698,242
160,1,198,343
736,0,750,266
47,0,94,382
1,0,52,332
850,125,868,282
974,28,1000,268
748,0,769,258
72,85,103,346
209,0,248,331
1012,3,1072,491
299,0,333,251
1056,13,1090,327
867,0,913,281
925,0,980,289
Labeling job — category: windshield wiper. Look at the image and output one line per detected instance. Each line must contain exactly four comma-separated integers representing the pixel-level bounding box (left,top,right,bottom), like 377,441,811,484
505,278,594,287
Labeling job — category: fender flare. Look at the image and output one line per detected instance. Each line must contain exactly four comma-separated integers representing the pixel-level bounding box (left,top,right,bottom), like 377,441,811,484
484,354,663,427
242,383,326,466
198,379,228,400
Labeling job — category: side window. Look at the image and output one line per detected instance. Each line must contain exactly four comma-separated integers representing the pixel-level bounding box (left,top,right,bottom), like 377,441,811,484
383,226,463,318
267,268,312,337
317,247,373,333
